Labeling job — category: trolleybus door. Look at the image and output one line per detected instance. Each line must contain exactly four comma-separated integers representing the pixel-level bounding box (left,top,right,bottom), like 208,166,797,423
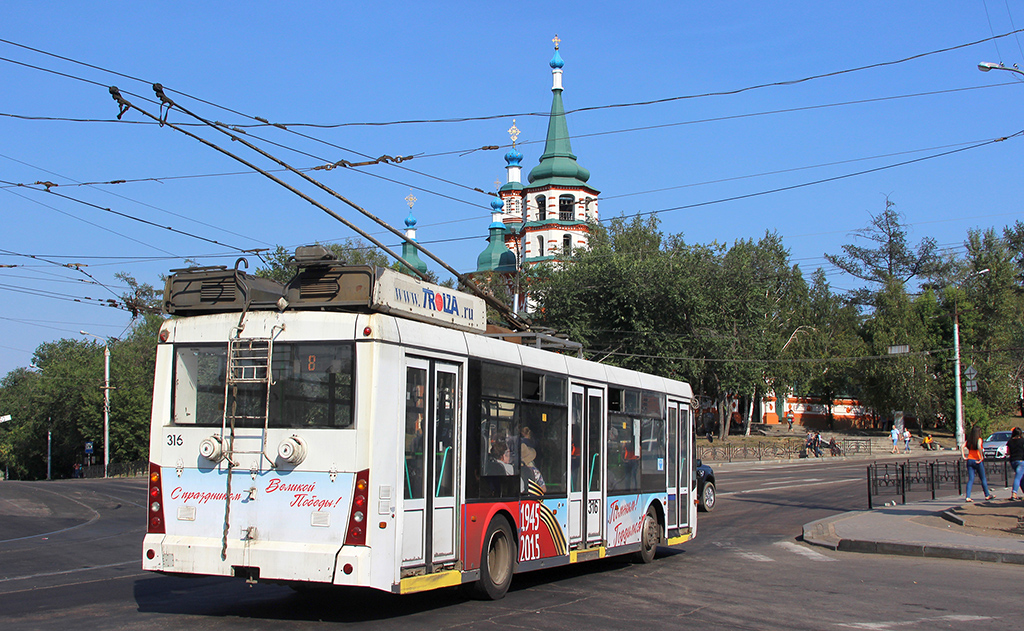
401,359,461,571
568,385,605,547
676,402,692,528
667,399,691,529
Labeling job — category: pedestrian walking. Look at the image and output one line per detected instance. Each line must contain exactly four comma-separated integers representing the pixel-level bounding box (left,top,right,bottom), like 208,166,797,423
902,428,911,454
786,409,794,432
1006,427,1024,502
890,426,900,454
962,425,995,502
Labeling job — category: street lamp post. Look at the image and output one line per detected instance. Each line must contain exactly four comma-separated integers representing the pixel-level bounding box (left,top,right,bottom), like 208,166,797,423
952,269,989,449
80,331,110,478
978,61,1024,78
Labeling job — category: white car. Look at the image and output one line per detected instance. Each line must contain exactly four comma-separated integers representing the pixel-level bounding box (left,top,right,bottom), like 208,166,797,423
982,431,1012,460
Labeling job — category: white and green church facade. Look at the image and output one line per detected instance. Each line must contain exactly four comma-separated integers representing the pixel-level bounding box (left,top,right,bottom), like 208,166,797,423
475,39,599,287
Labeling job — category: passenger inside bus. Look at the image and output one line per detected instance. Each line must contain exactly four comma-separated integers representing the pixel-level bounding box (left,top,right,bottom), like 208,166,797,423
485,442,514,476
520,444,547,495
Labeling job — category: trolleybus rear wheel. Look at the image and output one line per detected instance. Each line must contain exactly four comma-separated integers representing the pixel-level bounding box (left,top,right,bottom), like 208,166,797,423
467,516,516,600
634,507,659,564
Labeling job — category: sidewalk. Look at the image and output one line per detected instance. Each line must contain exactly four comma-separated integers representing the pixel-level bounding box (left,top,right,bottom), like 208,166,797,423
803,495,1024,564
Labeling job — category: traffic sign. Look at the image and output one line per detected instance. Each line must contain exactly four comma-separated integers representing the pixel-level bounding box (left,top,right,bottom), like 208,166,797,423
85,442,93,455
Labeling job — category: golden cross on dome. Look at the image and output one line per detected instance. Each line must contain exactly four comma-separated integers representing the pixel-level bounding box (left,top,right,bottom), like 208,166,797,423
508,119,520,146
494,179,502,190
552,35,560,50
405,191,417,209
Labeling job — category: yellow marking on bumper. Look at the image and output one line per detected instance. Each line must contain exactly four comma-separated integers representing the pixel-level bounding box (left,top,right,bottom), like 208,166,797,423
399,570,463,594
666,533,692,546
569,546,606,563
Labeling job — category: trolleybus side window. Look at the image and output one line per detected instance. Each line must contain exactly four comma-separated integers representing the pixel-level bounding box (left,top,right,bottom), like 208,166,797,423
520,370,568,496
607,388,666,493
520,402,566,496
467,360,520,500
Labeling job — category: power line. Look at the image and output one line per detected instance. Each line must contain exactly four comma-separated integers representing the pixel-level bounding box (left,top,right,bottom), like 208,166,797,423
0,152,276,248
0,248,123,302
11,27,1012,129
0,41,497,212
627,132,1024,220
15,183,258,253
2,186,178,257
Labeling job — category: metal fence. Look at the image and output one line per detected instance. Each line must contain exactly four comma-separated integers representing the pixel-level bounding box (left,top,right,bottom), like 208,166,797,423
866,458,964,509
697,437,872,462
81,459,148,479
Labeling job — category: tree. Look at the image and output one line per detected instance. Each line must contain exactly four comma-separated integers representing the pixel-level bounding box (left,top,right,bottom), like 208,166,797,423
941,227,1024,424
795,269,867,430
825,197,948,306
857,278,942,427
256,240,436,284
532,217,813,438
0,271,164,479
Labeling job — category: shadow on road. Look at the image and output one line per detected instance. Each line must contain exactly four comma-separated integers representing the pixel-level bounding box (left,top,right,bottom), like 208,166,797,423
133,549,686,623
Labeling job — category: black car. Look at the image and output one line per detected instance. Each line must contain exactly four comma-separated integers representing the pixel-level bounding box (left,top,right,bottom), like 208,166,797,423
696,460,716,512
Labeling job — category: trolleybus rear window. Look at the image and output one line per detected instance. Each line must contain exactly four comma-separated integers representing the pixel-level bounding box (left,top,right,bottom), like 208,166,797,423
171,342,355,428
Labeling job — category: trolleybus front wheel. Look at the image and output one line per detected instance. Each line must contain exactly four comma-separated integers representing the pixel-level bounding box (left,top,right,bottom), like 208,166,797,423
466,516,516,600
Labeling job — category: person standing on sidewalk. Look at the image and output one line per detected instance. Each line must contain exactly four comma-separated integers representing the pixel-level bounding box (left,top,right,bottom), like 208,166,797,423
1007,427,1024,501
902,428,911,454
890,426,900,454
962,425,995,502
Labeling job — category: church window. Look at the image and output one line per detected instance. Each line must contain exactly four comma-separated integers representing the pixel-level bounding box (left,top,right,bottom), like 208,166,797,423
536,196,546,221
537,236,545,257
559,195,574,221
562,234,572,255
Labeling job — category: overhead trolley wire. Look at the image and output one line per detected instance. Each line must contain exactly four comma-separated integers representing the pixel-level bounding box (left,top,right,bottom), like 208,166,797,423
110,83,531,330
10,28,1012,128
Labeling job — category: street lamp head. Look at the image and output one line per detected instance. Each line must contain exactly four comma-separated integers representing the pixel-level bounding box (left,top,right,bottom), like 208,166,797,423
79,330,88,336
977,62,1024,77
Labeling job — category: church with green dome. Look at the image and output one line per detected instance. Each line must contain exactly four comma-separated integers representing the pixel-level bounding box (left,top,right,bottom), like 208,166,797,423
476,36,600,287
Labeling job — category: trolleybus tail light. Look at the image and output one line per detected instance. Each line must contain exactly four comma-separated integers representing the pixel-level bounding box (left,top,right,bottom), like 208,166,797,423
148,462,166,534
158,328,170,343
344,469,370,546
362,326,372,337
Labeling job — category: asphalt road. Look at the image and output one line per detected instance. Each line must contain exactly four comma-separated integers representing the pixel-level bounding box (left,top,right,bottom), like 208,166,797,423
1,459,1019,630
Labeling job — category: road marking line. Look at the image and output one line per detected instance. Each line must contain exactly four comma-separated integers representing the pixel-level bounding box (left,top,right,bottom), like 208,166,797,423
735,551,775,562
0,560,137,583
720,477,861,496
762,478,822,486
774,541,837,561
836,614,996,629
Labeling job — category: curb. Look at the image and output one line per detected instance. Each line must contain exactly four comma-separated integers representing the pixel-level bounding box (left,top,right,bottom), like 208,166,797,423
940,508,966,527
802,514,1024,565
801,515,841,550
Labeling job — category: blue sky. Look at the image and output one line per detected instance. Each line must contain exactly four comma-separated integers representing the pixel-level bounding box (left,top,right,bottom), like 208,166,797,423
2,1,1023,377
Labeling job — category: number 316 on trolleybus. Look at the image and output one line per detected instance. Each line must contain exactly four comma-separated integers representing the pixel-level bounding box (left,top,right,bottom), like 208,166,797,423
142,248,698,599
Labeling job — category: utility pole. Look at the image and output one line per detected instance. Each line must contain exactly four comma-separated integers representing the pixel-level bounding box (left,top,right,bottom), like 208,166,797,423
952,269,989,448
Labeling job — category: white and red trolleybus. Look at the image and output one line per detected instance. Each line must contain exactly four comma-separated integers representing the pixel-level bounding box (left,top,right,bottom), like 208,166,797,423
142,249,697,599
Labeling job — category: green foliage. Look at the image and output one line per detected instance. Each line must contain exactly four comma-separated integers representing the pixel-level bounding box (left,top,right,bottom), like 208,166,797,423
0,282,163,479
824,197,948,306
256,241,443,284
960,396,992,437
